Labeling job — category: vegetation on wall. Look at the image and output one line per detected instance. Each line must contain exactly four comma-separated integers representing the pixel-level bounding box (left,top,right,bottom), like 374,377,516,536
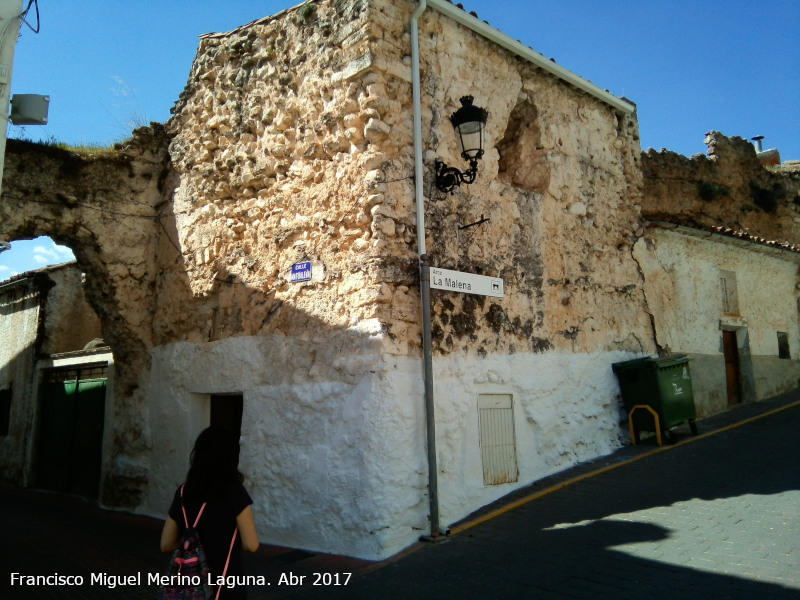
749,182,786,213
297,2,316,23
697,181,731,202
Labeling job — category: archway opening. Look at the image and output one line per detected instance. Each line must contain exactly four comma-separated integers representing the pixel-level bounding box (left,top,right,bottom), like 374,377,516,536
0,235,109,499
0,235,75,282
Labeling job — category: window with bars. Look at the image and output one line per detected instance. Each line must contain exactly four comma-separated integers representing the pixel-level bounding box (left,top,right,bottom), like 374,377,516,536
720,270,739,316
45,365,108,383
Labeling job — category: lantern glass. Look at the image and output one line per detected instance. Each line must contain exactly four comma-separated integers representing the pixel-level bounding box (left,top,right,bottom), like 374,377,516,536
450,96,488,162
456,121,485,160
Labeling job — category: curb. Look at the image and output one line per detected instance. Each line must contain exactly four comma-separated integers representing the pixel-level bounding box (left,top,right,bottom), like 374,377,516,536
448,398,800,537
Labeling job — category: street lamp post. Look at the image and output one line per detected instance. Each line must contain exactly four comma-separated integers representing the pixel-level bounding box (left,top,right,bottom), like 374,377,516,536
434,96,489,194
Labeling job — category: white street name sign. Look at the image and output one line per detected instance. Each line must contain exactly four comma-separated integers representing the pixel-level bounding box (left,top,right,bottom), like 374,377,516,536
430,267,504,298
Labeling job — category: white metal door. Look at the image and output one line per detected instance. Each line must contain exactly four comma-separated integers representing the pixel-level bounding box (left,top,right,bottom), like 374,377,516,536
478,394,519,485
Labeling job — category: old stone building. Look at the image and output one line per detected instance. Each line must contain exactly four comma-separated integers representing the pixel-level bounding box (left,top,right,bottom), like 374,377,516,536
639,133,800,415
1,0,799,560
0,262,110,494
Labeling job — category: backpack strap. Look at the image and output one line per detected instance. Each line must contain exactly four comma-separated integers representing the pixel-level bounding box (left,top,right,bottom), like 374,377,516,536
179,484,207,529
178,484,240,600
214,527,239,600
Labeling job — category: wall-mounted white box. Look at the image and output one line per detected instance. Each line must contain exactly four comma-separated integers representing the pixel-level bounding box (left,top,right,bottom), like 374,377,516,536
10,94,50,125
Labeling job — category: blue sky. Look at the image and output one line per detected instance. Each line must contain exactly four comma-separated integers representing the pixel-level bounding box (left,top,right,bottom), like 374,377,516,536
2,0,798,281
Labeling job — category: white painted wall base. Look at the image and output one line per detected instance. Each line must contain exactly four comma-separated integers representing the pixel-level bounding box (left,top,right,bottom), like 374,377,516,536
141,331,635,560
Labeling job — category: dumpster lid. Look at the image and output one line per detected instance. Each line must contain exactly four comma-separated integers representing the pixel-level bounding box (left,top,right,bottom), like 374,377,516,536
651,354,691,368
612,354,691,372
612,357,654,373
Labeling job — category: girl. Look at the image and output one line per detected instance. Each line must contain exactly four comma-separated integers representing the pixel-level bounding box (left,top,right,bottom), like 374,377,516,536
160,427,259,599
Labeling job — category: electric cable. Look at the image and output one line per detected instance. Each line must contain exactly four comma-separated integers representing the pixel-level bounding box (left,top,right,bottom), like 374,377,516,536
21,0,39,34
4,171,418,287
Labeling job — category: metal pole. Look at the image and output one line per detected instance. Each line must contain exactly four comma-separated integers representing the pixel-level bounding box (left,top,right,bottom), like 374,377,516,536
411,0,440,539
419,253,439,537
411,0,427,258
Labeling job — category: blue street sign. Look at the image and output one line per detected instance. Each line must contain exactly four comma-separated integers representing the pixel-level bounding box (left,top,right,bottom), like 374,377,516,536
290,261,312,283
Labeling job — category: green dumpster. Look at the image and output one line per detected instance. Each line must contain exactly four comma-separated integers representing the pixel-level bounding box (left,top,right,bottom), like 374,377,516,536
612,355,697,443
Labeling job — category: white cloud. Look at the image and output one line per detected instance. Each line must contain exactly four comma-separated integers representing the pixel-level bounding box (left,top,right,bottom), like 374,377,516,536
32,242,74,264
53,244,73,257
0,265,18,281
110,75,131,97
34,245,57,259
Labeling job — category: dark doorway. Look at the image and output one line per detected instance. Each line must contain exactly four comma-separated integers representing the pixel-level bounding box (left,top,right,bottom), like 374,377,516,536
36,367,106,498
722,331,741,406
210,394,243,438
0,385,11,436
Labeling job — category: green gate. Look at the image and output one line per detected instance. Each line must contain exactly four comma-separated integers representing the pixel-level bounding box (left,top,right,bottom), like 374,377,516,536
36,368,106,498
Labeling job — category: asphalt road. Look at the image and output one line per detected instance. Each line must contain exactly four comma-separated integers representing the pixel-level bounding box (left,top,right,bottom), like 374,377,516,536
2,391,799,600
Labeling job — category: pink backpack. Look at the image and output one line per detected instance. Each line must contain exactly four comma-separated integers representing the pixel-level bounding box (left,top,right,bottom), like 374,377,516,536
158,486,238,600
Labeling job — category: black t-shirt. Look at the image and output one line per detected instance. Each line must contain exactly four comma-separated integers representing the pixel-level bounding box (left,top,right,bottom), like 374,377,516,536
169,482,253,599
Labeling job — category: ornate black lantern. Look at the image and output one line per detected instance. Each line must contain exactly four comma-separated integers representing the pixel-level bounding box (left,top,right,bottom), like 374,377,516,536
435,96,488,194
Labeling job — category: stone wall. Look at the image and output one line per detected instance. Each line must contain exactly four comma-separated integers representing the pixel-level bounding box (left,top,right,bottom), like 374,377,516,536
642,132,800,245
38,263,103,355
364,0,651,359
164,0,653,359
163,0,412,346
147,0,656,557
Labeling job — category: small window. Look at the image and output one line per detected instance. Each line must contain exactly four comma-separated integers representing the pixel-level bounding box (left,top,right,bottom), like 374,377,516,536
778,332,791,360
720,270,739,316
45,365,108,383
0,386,11,436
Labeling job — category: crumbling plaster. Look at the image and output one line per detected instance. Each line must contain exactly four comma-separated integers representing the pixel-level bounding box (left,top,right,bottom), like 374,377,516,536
633,226,800,416
0,130,172,504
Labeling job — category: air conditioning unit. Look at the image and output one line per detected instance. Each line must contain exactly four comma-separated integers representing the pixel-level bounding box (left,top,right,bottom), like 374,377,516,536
9,94,50,125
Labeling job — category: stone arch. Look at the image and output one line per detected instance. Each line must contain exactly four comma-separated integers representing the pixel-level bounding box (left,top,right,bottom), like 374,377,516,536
0,125,175,506
496,100,550,194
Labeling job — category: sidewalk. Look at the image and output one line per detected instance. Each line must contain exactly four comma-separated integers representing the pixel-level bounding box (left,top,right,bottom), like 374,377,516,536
2,390,799,599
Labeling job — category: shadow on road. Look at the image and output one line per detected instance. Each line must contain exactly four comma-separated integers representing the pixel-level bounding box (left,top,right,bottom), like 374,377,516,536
284,402,800,600
2,402,798,600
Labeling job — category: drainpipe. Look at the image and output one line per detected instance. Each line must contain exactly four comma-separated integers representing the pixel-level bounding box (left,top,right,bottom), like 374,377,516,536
411,0,441,540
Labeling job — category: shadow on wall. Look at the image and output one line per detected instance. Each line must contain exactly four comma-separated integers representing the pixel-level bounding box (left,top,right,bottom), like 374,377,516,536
0,133,421,531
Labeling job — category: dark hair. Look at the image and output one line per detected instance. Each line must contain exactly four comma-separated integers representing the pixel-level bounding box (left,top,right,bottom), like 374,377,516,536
184,426,244,503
